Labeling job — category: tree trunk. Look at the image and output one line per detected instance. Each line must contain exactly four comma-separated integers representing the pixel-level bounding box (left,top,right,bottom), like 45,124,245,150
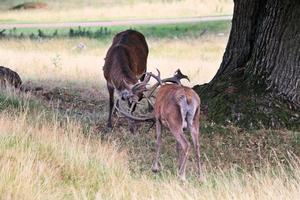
194,0,300,130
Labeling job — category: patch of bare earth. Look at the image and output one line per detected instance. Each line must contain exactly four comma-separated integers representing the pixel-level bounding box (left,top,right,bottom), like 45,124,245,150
10,2,47,10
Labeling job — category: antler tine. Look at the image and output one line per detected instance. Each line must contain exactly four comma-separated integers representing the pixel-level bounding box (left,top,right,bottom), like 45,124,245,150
174,69,190,82
131,71,153,93
142,68,163,98
144,69,189,98
132,82,146,92
145,68,162,85
156,69,190,85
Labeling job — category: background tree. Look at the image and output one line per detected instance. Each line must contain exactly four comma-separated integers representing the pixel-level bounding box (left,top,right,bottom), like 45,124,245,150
194,0,300,129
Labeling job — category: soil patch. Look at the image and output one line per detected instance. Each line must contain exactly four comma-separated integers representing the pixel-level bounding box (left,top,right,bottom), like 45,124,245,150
10,2,47,10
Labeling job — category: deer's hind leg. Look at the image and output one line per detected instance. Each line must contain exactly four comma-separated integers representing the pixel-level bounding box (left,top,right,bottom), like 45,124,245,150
168,120,190,180
187,107,204,181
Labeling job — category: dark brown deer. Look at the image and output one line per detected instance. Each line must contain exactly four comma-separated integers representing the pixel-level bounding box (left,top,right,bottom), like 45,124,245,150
116,70,204,181
0,66,43,92
103,30,149,131
0,66,22,88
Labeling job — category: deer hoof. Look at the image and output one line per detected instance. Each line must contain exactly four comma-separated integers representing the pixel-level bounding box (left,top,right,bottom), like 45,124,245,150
151,161,161,173
107,122,113,128
129,123,138,135
198,173,205,182
178,174,187,182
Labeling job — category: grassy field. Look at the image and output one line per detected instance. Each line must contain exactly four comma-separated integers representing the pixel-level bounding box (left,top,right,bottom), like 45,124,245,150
1,20,231,40
1,34,300,199
0,0,233,23
0,23,229,87
0,82,299,199
1,8,300,199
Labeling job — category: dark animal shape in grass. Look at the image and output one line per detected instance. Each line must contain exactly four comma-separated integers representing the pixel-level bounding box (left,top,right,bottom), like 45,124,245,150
0,66,22,88
0,66,43,92
10,2,47,10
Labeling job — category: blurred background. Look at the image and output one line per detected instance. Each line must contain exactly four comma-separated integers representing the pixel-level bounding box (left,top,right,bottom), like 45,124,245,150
0,0,233,89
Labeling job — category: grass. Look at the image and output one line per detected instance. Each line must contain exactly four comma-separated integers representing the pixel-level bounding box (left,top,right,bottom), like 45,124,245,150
0,89,299,199
0,0,233,23
0,88,44,112
1,20,231,40
1,23,299,199
0,32,229,87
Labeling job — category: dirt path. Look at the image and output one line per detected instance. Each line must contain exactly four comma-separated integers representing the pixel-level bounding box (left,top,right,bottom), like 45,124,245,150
0,15,232,29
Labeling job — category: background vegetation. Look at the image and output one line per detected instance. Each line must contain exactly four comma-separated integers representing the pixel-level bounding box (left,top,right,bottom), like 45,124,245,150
0,21,230,40
0,0,233,23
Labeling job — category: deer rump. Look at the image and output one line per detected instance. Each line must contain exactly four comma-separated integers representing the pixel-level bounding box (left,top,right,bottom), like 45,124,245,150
103,30,149,90
155,84,200,129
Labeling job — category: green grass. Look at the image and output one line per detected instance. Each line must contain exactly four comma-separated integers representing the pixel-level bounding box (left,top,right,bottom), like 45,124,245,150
1,20,230,40
0,89,42,112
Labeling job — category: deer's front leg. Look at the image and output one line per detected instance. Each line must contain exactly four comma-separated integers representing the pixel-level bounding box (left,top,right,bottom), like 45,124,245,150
128,102,138,134
107,84,114,128
152,119,162,172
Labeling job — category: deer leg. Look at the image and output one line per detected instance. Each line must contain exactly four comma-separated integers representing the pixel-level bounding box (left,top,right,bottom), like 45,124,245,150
188,109,204,181
128,119,137,135
107,84,114,128
128,102,138,134
176,142,183,168
172,128,190,180
190,125,204,181
152,119,162,173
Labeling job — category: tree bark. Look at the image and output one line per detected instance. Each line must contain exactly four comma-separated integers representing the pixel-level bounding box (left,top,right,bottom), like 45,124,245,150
194,0,300,129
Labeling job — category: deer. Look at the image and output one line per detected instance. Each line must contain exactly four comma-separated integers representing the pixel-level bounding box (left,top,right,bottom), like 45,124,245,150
103,30,150,133
0,66,43,93
115,69,204,181
0,66,22,88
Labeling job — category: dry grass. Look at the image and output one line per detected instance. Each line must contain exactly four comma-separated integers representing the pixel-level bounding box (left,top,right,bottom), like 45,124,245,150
0,35,227,89
0,0,233,23
1,33,299,200
0,98,299,199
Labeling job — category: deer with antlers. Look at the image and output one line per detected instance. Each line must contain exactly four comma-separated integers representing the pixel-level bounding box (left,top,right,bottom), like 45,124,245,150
103,30,150,133
116,69,204,180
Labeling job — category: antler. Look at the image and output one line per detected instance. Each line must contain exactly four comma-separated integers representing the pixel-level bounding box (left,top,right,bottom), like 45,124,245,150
115,99,155,122
131,68,162,94
145,69,190,99
162,69,190,84
144,69,163,85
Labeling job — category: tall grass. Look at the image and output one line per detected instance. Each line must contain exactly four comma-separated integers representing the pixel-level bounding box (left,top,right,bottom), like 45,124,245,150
0,95,299,199
1,30,299,200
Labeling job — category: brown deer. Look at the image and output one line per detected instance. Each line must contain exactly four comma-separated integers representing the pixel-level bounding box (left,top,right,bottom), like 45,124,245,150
103,30,149,131
0,66,22,88
116,70,204,181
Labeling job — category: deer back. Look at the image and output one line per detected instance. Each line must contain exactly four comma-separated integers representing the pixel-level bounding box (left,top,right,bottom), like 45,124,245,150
155,84,200,127
103,30,148,90
0,66,22,88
